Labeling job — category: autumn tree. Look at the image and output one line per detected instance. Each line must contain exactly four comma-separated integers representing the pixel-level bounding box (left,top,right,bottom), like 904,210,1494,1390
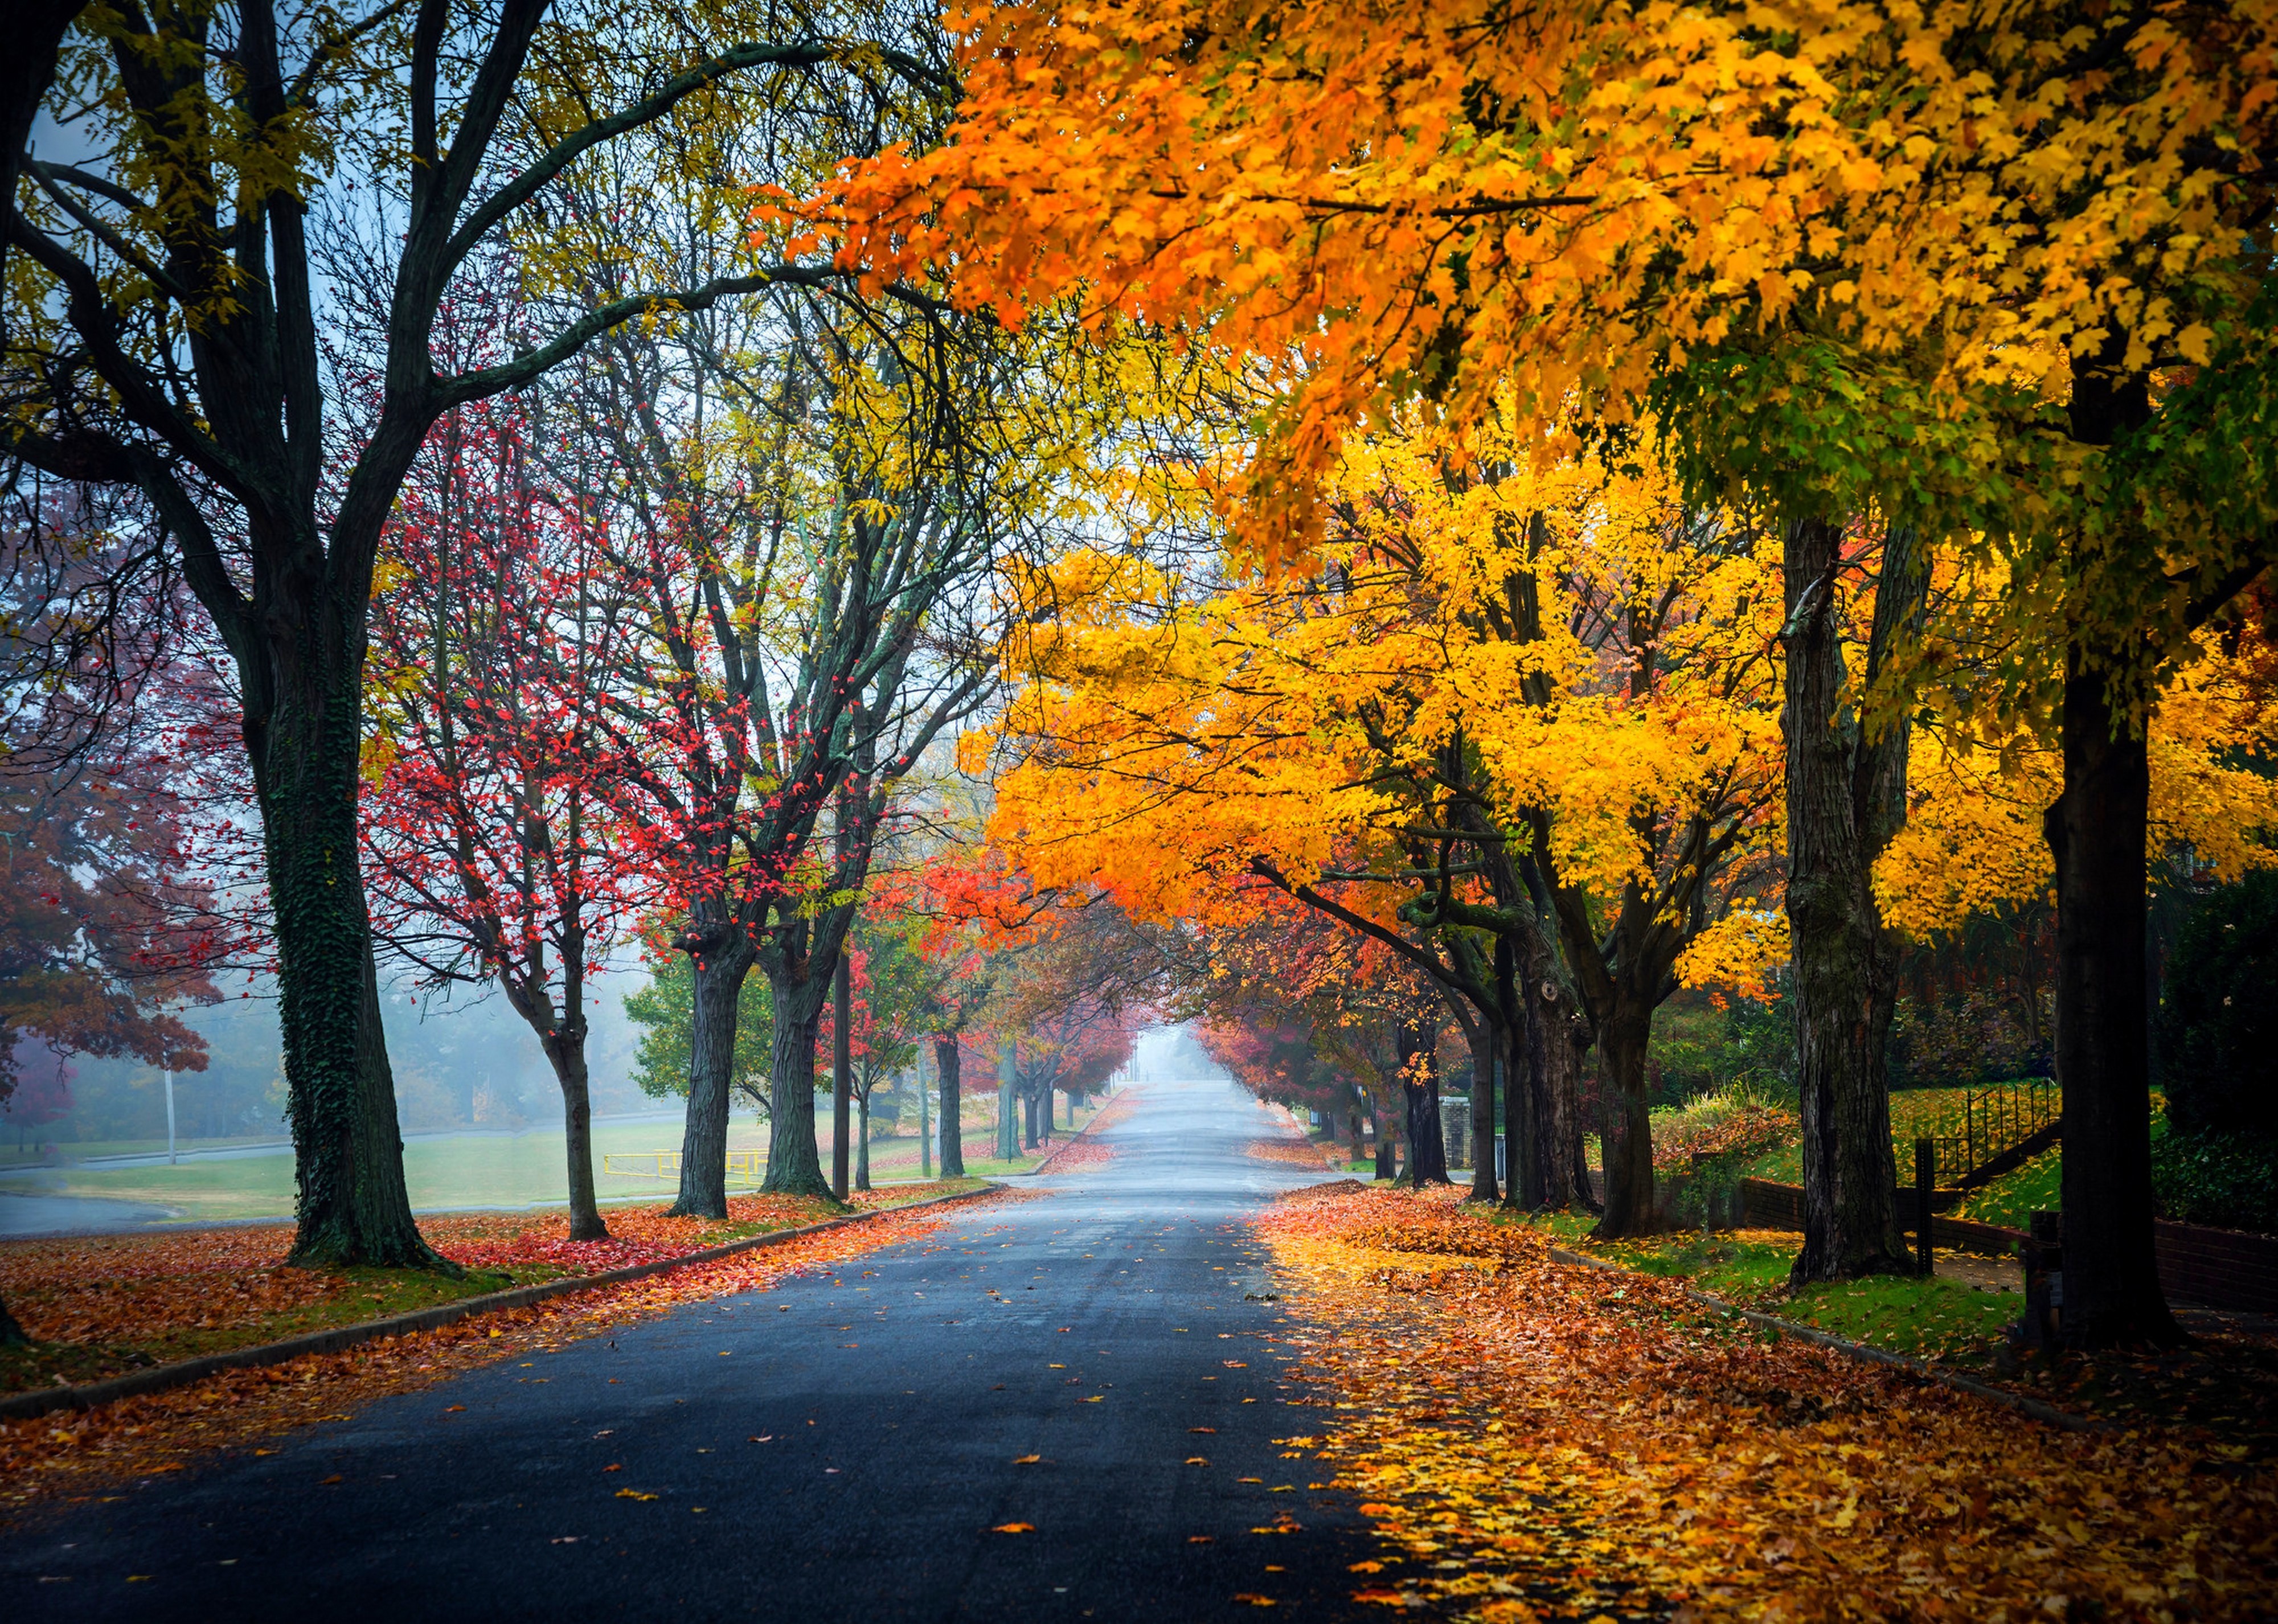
362,338,649,1241
823,0,2278,1335
3,0,968,1267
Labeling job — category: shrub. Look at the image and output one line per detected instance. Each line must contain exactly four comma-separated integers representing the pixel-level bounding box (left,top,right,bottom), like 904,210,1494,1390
2159,870,2278,1137
2150,1125,2278,1236
1649,1084,1800,1171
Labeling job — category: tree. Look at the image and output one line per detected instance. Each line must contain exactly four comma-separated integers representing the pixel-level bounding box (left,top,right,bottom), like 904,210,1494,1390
362,344,649,1240
624,935,777,1114
827,0,2278,1338
6,0,946,1266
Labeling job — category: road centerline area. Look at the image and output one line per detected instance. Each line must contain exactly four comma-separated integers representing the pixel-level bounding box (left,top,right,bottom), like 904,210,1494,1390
1,1080,1385,1622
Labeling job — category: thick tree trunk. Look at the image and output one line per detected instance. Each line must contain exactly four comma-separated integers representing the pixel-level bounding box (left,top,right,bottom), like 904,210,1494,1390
1783,515,1911,1283
1349,1104,1366,1168
670,929,756,1219
1534,966,1589,1210
1595,1006,1658,1238
260,673,440,1270
856,1095,871,1192
539,1036,608,1241
2048,666,2182,1346
935,1037,965,1177
1396,1019,1451,1187
0,1290,26,1346
1468,1020,1499,1201
760,965,833,1199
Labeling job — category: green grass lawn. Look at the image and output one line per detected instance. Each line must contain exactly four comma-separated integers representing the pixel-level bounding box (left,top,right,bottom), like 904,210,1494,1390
1530,1224,2021,1367
0,1104,1090,1223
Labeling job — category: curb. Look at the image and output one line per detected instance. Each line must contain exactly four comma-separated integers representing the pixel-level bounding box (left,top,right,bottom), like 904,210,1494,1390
1545,1244,2104,1434
1,1182,1003,1425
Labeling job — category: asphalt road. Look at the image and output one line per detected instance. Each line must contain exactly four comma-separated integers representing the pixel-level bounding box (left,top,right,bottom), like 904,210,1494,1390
1,1078,1388,1622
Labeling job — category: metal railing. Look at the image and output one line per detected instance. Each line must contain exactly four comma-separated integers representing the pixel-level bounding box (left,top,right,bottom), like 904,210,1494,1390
602,1149,768,1186
1913,1078,2060,1183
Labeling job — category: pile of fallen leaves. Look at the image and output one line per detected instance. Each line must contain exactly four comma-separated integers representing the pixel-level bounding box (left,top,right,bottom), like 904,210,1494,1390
1260,1184,2278,1620
0,1191,1019,1508
1037,1138,1117,1172
1248,1138,1332,1169
1650,1092,1800,1171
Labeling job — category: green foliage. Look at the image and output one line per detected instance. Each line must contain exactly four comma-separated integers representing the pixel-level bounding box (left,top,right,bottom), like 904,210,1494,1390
2159,870,2278,1138
623,953,776,1113
2150,1126,2278,1237
1647,987,1795,1107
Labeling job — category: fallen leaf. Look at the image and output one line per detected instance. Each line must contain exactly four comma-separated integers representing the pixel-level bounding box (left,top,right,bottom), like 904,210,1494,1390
614,1490,659,1502
1014,1455,1041,1465
990,1522,1035,1534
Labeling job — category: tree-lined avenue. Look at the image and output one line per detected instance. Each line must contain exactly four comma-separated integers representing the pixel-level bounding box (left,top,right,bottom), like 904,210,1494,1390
0,1081,1386,1621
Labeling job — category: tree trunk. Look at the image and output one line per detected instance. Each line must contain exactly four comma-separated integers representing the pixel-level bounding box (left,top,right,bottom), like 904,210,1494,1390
2048,664,2182,1346
935,1036,964,1176
1468,1018,1499,1202
670,929,757,1219
1372,1102,1396,1181
1397,1019,1451,1187
856,1094,871,1192
2048,348,2182,1348
0,1290,26,1346
1533,962,1589,1210
760,963,833,1199
1349,1103,1366,1168
996,1045,1020,1160
539,1033,608,1241
1783,514,1911,1283
260,671,441,1270
1595,1004,1658,1237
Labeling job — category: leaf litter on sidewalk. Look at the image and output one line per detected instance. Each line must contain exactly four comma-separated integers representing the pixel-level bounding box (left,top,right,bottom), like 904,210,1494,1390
1259,1183,2277,1620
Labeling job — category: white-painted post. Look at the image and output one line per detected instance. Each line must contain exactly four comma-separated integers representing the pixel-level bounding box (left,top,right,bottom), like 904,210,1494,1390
165,1068,176,1164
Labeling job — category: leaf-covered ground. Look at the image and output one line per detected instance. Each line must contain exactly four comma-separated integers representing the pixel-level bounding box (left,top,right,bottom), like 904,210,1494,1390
1260,1183,2278,1620
0,1181,985,1399
0,1188,1034,1512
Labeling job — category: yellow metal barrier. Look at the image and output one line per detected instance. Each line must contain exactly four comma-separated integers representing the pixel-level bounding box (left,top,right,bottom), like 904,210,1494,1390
603,1150,769,1187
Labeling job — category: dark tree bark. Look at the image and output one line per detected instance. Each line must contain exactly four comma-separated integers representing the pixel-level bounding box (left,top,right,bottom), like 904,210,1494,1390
670,920,758,1219
1372,1101,1397,1181
1,2,80,276
1595,998,1658,1234
855,1092,871,1192
759,925,839,1201
1397,1016,1452,1186
1468,1013,1499,1201
533,1020,607,1241
1782,515,1922,1283
2047,665,2177,1343
2046,351,2189,1347
0,1290,25,1346
935,1036,965,1177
